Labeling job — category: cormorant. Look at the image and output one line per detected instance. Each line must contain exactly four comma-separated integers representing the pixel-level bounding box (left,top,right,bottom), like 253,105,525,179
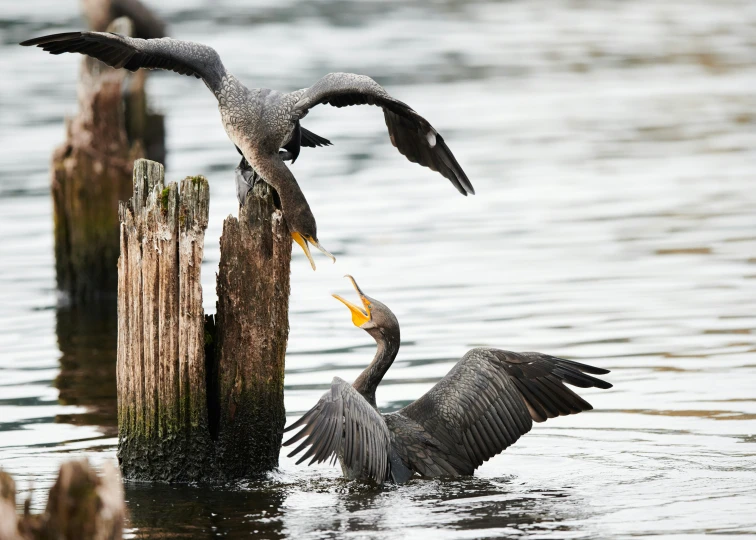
284,276,613,484
82,0,166,39
20,32,473,269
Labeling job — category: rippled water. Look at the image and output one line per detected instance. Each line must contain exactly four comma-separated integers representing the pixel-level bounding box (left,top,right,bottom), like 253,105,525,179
1,0,756,537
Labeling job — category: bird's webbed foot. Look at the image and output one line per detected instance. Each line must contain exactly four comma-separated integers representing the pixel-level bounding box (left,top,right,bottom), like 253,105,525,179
278,149,295,162
235,157,260,206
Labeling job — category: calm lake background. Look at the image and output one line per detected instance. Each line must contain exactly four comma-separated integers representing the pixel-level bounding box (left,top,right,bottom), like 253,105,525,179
1,0,755,538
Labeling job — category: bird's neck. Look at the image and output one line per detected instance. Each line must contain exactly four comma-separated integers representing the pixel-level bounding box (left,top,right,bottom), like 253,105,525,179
353,331,400,409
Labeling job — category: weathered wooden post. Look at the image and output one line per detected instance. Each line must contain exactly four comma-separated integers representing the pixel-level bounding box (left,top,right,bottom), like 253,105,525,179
0,460,125,540
0,471,18,540
215,181,290,477
116,159,290,482
117,160,214,481
52,15,165,302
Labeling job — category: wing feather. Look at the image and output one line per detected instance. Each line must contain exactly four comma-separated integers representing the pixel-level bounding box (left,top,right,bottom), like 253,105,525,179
283,377,392,484
398,348,612,474
300,127,332,148
21,32,226,93
292,72,474,196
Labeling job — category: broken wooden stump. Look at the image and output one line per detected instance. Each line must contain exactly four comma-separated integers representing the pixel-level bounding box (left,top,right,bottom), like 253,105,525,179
117,159,290,482
0,460,125,540
52,15,165,302
215,180,290,477
117,160,213,481
0,472,19,540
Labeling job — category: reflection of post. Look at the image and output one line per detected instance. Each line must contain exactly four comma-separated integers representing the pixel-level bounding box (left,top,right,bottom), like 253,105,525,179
52,15,165,302
55,303,118,431
117,159,290,482
124,481,286,537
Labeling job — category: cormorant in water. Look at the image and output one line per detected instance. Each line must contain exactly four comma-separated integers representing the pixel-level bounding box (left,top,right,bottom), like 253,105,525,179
20,32,473,269
284,276,613,484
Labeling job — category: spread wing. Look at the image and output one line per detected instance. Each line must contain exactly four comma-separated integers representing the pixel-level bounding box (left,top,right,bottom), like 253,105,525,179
283,377,392,484
292,73,474,196
20,32,226,94
398,348,612,475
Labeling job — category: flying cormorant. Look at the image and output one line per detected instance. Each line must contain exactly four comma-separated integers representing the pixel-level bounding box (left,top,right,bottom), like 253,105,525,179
21,32,473,269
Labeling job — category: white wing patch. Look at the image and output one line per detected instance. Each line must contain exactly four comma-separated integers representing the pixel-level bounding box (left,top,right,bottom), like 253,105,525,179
426,130,437,147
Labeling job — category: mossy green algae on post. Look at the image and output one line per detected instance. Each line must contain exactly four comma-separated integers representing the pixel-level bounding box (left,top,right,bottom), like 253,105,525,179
117,159,289,482
117,160,216,482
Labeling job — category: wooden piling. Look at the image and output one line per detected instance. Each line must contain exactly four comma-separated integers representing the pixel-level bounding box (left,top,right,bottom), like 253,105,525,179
117,160,214,481
0,460,125,540
215,181,291,477
117,159,290,482
52,16,165,302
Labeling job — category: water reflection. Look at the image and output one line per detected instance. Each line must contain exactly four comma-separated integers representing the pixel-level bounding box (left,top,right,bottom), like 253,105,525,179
125,475,581,539
54,303,117,433
281,476,583,538
125,481,287,538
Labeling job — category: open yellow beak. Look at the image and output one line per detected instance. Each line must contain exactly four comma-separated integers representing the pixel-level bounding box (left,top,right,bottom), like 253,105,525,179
292,232,336,271
332,275,371,327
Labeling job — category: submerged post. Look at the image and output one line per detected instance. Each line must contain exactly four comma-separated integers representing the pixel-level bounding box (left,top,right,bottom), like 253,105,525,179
117,159,290,482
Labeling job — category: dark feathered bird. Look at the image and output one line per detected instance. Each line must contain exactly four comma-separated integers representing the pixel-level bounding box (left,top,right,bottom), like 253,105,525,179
20,32,473,269
283,276,613,484
82,0,166,39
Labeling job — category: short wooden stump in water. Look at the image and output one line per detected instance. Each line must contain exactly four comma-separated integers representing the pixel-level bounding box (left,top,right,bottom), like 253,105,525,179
116,159,289,482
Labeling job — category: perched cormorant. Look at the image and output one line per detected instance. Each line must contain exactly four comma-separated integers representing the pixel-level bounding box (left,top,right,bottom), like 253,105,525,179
82,0,166,39
284,276,613,484
20,32,473,269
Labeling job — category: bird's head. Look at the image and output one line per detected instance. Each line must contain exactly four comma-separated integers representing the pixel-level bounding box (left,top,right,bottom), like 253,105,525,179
287,205,335,271
333,275,399,343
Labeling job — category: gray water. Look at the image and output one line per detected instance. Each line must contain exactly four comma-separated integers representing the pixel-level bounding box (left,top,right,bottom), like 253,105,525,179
1,0,756,538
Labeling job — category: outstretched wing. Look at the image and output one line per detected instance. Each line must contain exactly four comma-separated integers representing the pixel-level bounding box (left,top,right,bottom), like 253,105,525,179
20,32,226,94
292,73,474,196
398,348,612,475
283,377,392,484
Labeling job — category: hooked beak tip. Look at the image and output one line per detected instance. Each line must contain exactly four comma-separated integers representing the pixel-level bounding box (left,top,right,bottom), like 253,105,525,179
311,238,336,264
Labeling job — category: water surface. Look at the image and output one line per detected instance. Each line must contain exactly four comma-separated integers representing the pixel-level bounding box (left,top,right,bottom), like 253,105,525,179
1,0,755,538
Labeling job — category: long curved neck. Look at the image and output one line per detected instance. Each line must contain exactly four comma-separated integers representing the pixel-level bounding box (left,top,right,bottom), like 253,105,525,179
352,329,400,409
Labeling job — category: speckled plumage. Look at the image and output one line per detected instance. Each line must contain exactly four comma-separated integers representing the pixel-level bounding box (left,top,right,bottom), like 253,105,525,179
22,32,474,245
284,290,613,484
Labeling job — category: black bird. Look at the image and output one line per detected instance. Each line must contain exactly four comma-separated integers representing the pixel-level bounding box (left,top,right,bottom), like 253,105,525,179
82,0,166,39
284,276,613,484
20,32,473,269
